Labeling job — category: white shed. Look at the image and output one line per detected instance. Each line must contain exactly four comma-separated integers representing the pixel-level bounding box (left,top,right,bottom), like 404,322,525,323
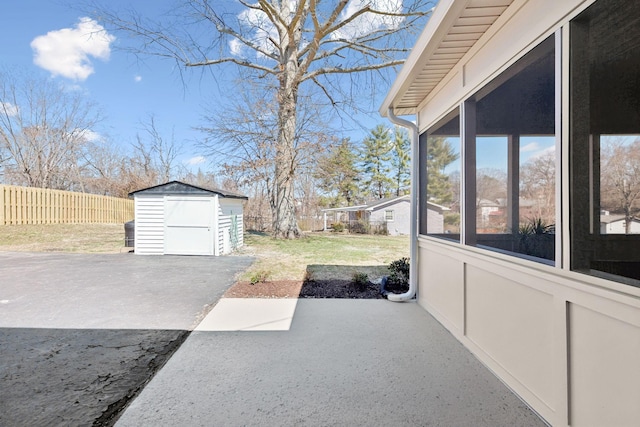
129,181,247,256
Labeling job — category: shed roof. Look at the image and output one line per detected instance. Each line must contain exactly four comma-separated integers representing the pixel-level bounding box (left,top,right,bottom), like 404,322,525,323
380,0,515,116
129,180,248,200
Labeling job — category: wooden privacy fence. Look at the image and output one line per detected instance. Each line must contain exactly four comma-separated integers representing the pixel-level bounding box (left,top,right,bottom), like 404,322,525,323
0,185,134,225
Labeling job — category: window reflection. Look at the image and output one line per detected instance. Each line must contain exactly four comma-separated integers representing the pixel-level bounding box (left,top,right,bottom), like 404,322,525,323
469,35,556,261
599,135,640,234
421,109,460,241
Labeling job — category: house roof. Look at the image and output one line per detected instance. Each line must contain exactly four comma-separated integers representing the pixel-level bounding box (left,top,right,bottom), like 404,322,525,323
321,195,409,213
129,180,248,200
380,0,515,116
322,195,450,213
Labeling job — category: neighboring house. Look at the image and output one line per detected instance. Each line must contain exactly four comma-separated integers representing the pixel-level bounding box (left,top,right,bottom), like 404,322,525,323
380,1,640,426
129,181,247,256
600,213,640,234
322,196,448,235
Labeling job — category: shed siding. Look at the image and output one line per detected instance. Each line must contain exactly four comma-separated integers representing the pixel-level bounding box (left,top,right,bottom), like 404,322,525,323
134,195,164,255
218,199,244,254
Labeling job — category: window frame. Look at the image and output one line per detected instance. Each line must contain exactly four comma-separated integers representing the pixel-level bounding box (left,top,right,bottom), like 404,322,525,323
385,210,394,222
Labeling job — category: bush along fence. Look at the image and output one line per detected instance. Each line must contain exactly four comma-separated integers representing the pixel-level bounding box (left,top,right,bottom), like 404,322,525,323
0,185,134,225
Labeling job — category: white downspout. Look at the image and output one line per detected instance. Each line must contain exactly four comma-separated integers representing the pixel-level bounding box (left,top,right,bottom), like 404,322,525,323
386,107,419,302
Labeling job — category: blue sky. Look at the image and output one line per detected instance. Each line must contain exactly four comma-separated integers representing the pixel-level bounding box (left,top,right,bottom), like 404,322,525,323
0,1,391,173
1,0,216,169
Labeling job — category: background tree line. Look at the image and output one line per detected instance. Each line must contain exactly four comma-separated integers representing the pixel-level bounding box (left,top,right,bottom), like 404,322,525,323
0,68,411,231
0,70,218,198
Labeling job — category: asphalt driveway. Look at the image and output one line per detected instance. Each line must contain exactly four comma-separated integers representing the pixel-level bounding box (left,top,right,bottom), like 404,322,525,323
0,252,253,426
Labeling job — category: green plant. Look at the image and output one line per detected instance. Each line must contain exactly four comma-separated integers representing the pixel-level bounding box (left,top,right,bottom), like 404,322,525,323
249,270,271,285
517,217,555,260
352,271,370,292
518,217,554,236
385,257,410,293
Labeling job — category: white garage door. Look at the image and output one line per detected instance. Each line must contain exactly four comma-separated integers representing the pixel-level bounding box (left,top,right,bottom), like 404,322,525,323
164,197,214,255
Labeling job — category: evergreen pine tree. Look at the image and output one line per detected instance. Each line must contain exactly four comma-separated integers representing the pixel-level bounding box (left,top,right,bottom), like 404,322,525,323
361,125,394,199
315,138,361,207
426,136,459,205
390,126,411,196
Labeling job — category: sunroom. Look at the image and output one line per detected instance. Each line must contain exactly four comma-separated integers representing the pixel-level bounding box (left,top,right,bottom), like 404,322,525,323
381,0,640,426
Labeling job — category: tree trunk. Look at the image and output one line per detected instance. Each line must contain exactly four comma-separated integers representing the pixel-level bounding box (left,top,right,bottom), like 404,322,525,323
272,37,302,238
272,92,301,238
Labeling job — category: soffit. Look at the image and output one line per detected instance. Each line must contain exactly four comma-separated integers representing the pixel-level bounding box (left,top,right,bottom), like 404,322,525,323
381,0,515,116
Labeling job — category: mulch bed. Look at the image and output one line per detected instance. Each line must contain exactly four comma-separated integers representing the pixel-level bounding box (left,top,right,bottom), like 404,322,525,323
224,279,397,299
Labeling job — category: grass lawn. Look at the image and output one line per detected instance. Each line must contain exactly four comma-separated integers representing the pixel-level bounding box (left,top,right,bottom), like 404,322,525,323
0,223,127,253
236,231,409,282
0,224,410,281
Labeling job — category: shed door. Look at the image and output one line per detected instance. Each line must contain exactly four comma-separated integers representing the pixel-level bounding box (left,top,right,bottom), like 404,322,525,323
164,197,214,255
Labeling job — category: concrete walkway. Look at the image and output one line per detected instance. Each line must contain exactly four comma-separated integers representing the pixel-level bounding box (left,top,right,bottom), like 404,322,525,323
116,299,546,426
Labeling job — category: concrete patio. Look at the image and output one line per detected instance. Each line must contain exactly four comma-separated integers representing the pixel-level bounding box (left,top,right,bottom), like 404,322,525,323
0,252,546,426
116,298,547,426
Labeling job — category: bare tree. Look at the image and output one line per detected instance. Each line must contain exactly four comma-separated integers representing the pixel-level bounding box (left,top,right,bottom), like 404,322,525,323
520,151,555,224
198,81,335,231
90,0,434,238
0,69,102,190
600,137,640,233
137,115,183,183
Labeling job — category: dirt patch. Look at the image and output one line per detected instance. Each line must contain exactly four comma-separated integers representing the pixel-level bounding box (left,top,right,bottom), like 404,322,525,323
224,264,399,299
224,280,304,298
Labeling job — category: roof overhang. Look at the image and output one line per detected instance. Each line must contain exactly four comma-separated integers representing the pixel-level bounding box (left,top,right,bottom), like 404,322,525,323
380,0,514,117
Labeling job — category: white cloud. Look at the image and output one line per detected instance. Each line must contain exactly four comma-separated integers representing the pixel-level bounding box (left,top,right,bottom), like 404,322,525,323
333,0,404,40
521,142,540,152
186,156,206,166
68,128,103,143
229,38,244,56
234,6,280,57
1,102,19,117
31,17,115,81
134,75,142,83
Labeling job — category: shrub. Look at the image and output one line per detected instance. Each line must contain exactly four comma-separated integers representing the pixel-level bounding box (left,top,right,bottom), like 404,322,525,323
352,271,369,292
385,257,410,293
373,222,389,235
331,222,345,232
249,270,271,285
350,219,370,234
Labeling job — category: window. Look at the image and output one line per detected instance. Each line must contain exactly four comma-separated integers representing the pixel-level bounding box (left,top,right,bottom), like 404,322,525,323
570,0,640,286
385,210,394,221
421,108,461,240
464,35,557,262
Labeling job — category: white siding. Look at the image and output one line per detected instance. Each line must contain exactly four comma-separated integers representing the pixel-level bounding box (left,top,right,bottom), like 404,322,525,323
418,238,640,427
405,1,640,426
417,0,593,133
217,198,244,255
134,195,164,255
